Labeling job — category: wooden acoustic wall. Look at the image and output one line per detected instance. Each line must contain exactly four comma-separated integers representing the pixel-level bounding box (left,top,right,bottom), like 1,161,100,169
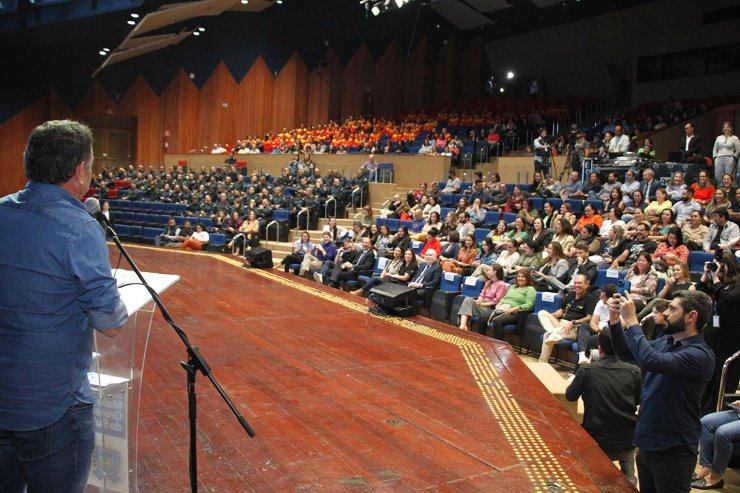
0,33,486,195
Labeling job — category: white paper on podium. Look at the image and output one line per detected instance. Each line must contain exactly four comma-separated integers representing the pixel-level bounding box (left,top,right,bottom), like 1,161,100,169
113,269,180,315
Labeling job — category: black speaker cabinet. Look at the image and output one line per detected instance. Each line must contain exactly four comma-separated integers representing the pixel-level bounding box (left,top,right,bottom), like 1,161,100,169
244,247,273,269
369,282,418,317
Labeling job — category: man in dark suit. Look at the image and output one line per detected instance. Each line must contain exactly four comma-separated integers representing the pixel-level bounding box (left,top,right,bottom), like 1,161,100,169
327,236,375,288
681,122,702,164
408,250,442,303
640,169,659,202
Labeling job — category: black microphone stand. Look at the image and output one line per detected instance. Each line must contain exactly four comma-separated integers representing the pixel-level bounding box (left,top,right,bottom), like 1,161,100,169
101,222,255,493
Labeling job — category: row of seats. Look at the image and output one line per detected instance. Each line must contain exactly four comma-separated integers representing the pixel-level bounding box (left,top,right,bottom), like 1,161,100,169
108,199,188,213
440,194,603,214
116,212,213,230
111,224,227,248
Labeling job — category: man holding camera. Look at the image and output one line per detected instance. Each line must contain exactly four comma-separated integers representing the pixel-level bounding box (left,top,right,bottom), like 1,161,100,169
608,289,714,492
533,128,552,177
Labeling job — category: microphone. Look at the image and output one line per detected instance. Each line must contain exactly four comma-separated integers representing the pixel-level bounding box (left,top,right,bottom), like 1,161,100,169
84,197,112,229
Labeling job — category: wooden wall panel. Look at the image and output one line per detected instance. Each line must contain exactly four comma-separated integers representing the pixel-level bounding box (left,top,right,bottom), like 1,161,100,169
76,80,120,116
460,36,484,101
236,57,275,139
326,49,344,123
197,62,238,148
162,70,201,154
271,54,302,132
47,88,75,121
341,44,371,119
0,98,49,196
307,67,330,126
403,38,427,111
293,55,309,129
119,76,164,166
372,42,405,117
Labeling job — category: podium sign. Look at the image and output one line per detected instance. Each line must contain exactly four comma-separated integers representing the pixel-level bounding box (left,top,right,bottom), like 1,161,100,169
87,270,179,492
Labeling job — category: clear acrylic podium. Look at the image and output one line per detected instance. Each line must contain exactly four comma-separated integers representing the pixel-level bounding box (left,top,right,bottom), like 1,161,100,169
86,270,179,493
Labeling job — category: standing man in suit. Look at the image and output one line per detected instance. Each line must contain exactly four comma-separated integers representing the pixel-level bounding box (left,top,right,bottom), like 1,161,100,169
327,236,375,288
682,122,703,164
408,250,442,302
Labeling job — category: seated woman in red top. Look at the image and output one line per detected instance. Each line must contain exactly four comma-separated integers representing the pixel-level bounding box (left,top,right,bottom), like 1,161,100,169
574,203,604,232
419,227,442,257
691,170,716,207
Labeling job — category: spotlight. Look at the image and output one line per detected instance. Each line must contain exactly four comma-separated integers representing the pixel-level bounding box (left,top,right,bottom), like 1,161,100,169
394,0,403,7
193,31,200,36
127,20,135,25
371,5,380,15
198,27,205,32
241,0,248,3
499,87,505,93
103,47,110,52
276,0,282,3
506,71,514,79
130,13,139,18
99,50,107,56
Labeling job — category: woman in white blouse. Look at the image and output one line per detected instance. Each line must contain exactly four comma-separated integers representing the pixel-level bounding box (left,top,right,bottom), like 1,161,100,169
713,121,740,183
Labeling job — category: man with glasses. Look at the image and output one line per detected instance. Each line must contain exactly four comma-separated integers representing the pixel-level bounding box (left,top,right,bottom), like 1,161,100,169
612,222,657,269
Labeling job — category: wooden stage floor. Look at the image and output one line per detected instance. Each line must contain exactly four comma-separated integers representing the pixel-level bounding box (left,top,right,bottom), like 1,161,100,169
119,245,635,492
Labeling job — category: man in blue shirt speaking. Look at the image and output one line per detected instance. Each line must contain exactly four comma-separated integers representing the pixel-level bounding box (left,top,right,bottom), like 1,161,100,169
0,120,129,493
608,289,714,493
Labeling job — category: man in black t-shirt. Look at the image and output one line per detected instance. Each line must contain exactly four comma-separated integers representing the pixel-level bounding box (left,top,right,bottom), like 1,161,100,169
537,274,597,362
613,222,657,269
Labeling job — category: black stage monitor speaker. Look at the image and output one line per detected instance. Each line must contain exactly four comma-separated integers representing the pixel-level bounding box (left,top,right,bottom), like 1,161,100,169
369,282,418,317
244,247,273,269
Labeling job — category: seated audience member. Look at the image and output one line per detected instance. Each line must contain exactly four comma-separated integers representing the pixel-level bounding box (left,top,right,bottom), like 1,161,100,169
387,226,411,255
580,172,603,201
692,404,740,490
549,242,599,293
575,204,603,232
278,231,314,272
570,223,602,257
619,169,640,207
612,222,657,269
517,199,540,229
730,188,740,224
651,226,689,272
566,328,641,487
600,225,628,267
156,217,181,247
537,274,597,363
532,241,570,292
325,236,375,289
623,208,648,239
647,209,677,242
299,231,337,277
551,218,576,253
505,217,529,246
637,137,656,160
438,212,458,242
419,227,442,257
503,186,526,213
230,211,260,255
181,222,209,251
407,250,442,301
351,247,405,296
637,261,694,320
488,268,537,339
598,172,623,204
640,168,659,202
644,188,672,223
374,224,393,258
624,252,658,313
704,207,740,253
672,187,702,227
408,209,426,235
573,284,617,365
682,210,709,250
411,211,442,242
458,264,508,332
691,170,715,207
441,233,476,274
323,217,349,244
438,230,461,261
486,220,509,250
666,171,687,202
556,202,577,227
529,217,553,250
704,188,732,222
456,211,475,239
488,183,510,211
468,237,499,280
507,241,544,280
493,240,520,277
559,171,584,199
599,207,625,238
467,197,486,225
441,170,461,193
313,238,355,284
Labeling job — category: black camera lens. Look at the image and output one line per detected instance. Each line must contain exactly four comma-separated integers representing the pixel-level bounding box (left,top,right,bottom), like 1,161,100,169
707,262,718,272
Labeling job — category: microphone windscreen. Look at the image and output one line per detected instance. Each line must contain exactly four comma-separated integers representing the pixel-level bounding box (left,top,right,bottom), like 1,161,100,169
84,197,101,215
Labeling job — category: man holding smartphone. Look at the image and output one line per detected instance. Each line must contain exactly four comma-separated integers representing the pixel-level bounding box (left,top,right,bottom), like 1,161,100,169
607,290,714,492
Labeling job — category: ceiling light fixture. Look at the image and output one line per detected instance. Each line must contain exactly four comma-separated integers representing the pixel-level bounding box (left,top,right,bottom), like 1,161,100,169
127,20,135,25
193,31,200,36
130,13,139,18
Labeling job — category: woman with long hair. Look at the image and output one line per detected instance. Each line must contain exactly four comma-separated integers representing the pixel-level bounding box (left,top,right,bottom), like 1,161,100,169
487,219,509,250
531,241,570,292
467,237,499,279
352,246,412,297
541,200,557,230
438,211,458,242
454,196,469,217
691,170,715,207
666,171,687,202
488,268,536,340
574,203,603,232
651,226,689,271
442,233,477,274
638,260,695,321
504,185,526,213
704,188,732,221
698,250,740,415
556,202,576,226
531,172,547,197
517,198,540,229
552,218,575,254
458,264,508,332
505,217,529,246
647,208,677,242
181,222,210,251
411,210,442,242
603,187,625,214
624,251,658,313
529,217,553,250
231,210,260,255
374,224,392,257
387,225,410,255
278,231,314,272
719,172,736,198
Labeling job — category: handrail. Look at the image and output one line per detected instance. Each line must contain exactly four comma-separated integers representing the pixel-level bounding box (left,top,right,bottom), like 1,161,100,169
325,197,337,219
296,208,310,229
716,349,740,412
351,187,363,213
265,219,279,244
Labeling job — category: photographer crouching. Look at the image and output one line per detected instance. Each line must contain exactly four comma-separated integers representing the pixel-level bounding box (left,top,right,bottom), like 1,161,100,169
698,250,740,415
